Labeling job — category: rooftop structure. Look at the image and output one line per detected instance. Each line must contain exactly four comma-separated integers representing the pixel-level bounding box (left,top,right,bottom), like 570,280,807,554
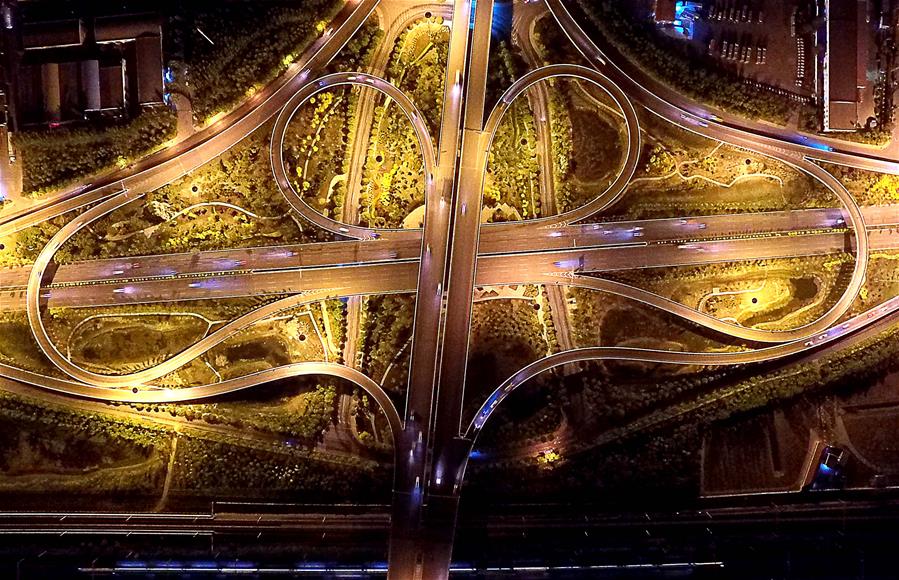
22,18,83,50
654,0,702,40
823,0,868,131
653,0,677,23
10,12,164,127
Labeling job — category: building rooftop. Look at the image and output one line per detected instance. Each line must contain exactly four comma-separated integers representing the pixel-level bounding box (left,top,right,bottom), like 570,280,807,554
134,35,164,105
95,13,162,43
654,0,677,23
22,19,84,50
824,0,864,131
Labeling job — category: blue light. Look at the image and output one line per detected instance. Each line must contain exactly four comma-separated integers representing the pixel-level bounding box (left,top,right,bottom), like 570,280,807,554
809,142,834,152
491,1,512,37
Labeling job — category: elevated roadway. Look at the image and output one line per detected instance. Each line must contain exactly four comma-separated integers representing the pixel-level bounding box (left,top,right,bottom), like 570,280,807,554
3,1,899,578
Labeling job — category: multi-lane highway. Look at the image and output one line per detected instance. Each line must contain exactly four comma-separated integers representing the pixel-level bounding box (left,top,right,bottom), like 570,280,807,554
7,203,892,293
4,0,899,578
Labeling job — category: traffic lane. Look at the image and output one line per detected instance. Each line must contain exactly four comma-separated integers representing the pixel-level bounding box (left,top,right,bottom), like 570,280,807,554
0,357,405,431
4,229,893,312
861,205,899,226
27,262,419,310
0,238,424,289
493,231,865,281
428,138,490,497
4,202,872,290
486,207,851,255
389,0,477,576
24,261,418,389
463,0,495,131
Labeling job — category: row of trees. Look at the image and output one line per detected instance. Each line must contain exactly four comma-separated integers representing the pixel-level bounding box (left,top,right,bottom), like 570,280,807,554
327,22,385,221
284,92,351,220
171,435,388,501
464,297,549,420
160,384,338,443
359,103,425,228
387,18,449,136
15,110,176,196
484,42,542,221
359,295,414,396
0,391,170,496
355,19,450,228
324,300,349,362
170,0,342,120
823,162,899,206
0,314,55,374
330,23,384,74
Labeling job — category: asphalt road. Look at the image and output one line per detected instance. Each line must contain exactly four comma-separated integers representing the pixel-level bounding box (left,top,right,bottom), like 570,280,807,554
4,1,899,578
7,204,893,292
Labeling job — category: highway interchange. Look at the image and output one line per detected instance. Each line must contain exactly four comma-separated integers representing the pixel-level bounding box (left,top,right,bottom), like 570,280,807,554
2,0,899,577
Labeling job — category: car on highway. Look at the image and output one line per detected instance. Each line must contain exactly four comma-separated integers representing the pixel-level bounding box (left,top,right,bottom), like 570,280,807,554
679,113,708,128
798,135,834,152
